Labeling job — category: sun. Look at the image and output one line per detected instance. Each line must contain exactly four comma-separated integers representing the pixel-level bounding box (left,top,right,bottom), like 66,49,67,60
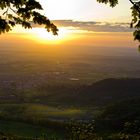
34,28,58,40
31,27,69,44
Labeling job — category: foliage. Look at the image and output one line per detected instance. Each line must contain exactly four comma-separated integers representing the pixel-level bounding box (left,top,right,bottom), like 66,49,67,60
66,120,101,140
0,0,58,35
96,0,140,46
97,0,118,7
122,120,140,135
106,121,140,140
0,120,140,140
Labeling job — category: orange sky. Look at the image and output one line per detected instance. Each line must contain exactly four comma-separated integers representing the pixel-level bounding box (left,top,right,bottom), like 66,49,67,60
0,0,139,48
0,29,138,48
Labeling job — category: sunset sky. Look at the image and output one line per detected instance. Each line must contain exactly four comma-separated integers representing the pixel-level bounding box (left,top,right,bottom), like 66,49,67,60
0,0,139,48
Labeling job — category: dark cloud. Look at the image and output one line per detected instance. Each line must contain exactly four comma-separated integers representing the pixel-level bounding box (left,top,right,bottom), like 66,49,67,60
52,20,97,27
52,20,133,32
32,20,134,32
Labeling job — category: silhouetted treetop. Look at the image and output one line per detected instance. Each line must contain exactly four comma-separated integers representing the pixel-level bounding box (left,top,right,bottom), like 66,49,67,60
97,0,119,7
0,0,58,35
97,0,140,43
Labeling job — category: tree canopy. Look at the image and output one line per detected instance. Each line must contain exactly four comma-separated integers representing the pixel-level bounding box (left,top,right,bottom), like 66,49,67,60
0,0,58,35
0,0,140,43
97,0,140,43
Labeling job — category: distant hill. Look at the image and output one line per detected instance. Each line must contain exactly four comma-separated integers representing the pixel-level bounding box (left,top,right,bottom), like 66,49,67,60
80,78,140,106
44,78,140,107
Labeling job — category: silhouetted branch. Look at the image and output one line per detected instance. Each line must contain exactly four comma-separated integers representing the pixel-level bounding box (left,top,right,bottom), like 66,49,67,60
9,6,17,14
2,8,9,15
129,0,140,13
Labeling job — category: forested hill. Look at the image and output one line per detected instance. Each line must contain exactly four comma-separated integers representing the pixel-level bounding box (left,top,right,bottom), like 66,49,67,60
44,78,140,107
80,78,140,106
89,78,140,91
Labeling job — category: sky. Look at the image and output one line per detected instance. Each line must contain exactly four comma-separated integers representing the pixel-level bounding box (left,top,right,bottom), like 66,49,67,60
40,0,132,22
0,0,139,48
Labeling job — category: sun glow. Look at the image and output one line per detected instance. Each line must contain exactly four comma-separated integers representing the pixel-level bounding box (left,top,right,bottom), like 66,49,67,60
30,27,71,44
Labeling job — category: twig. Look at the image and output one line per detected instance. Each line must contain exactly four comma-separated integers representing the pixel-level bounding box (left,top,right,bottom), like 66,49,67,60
9,6,17,14
2,7,9,15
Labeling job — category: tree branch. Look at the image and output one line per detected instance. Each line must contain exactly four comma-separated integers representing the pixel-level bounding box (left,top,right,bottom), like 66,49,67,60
129,0,135,5
2,7,9,20
129,0,140,13
2,8,9,15
9,6,17,14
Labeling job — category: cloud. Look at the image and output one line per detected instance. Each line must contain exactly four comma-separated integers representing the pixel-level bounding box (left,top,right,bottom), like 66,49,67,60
52,20,133,32
31,20,134,32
